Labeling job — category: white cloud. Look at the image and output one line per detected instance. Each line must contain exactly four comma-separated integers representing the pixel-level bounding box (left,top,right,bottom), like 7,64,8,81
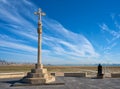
0,50,37,63
0,0,37,33
99,15,120,62
42,17,99,59
23,0,33,6
0,34,23,43
105,42,117,50
0,0,99,63
0,40,37,52
11,29,38,41
100,23,120,41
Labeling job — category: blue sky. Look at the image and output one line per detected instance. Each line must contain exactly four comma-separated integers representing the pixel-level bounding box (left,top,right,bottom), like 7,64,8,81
0,0,120,64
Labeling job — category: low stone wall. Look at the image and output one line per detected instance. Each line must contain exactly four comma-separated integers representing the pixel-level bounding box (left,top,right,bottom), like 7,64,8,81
64,72,86,77
50,73,56,76
0,72,26,79
111,73,120,78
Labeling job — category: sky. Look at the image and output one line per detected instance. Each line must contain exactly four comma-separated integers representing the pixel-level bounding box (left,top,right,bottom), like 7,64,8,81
0,0,120,64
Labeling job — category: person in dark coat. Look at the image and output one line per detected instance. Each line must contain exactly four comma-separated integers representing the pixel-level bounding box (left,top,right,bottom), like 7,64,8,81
98,64,102,75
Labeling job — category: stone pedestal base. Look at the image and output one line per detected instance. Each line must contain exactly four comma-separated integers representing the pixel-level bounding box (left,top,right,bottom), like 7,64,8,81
22,64,55,84
97,74,104,79
35,64,43,69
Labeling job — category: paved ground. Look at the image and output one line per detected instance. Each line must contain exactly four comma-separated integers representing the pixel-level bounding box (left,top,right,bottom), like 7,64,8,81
0,77,120,89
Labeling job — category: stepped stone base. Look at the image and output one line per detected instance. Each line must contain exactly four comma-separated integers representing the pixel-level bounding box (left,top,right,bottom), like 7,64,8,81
22,64,55,84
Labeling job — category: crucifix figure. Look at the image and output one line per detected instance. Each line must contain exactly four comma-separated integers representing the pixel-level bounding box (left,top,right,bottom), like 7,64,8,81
34,8,45,68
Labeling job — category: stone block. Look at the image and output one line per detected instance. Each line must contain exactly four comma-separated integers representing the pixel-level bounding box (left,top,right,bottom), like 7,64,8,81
35,64,43,69
31,68,47,74
0,72,26,79
64,72,86,77
27,72,48,78
46,76,55,83
22,75,55,84
22,78,46,84
51,73,56,76
111,73,120,78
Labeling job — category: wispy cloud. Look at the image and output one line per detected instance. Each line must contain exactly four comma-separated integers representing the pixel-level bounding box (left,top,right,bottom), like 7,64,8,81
0,40,37,52
99,14,120,63
100,23,120,43
0,0,38,62
99,23,118,52
42,17,99,59
0,0,37,38
0,0,99,63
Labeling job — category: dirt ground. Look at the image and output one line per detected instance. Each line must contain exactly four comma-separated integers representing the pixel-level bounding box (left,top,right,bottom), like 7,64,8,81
0,65,119,75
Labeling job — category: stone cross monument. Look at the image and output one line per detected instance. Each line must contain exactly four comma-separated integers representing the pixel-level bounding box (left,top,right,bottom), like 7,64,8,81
22,8,55,84
34,8,45,69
